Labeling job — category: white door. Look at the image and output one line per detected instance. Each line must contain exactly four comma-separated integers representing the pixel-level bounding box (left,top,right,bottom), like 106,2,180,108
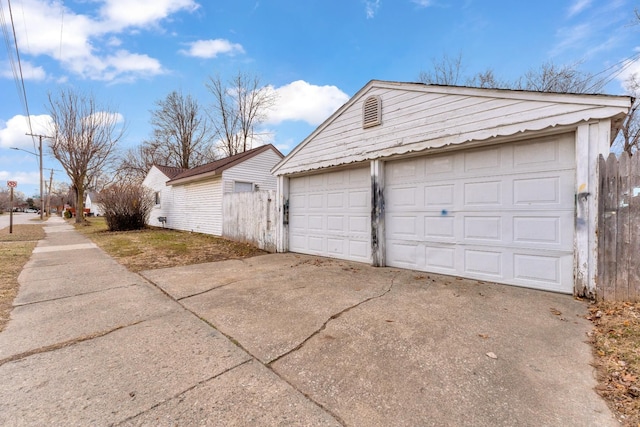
289,167,371,262
385,134,576,293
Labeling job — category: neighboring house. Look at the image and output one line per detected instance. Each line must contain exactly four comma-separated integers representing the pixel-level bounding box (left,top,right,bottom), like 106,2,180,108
272,80,632,296
85,192,104,216
143,144,283,236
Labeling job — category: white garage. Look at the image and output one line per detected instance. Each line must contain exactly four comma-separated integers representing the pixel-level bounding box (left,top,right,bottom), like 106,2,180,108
288,167,370,263
273,80,631,296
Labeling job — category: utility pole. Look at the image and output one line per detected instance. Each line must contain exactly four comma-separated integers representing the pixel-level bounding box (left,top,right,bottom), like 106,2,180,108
25,133,51,221
46,168,54,216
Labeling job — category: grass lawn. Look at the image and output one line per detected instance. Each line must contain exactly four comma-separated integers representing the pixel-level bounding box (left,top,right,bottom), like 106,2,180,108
0,224,45,332
72,216,265,272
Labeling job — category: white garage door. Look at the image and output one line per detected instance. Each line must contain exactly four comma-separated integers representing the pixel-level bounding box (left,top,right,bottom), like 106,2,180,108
289,167,371,262
385,134,575,293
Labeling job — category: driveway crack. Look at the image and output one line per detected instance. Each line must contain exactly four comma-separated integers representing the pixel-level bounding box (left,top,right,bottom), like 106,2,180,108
267,274,398,366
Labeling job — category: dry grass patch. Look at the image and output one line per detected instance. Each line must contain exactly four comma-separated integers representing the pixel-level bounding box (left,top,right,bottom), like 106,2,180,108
589,301,640,426
0,224,45,332
73,217,265,272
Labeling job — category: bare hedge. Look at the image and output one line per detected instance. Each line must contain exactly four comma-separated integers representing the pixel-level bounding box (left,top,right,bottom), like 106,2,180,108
100,184,154,231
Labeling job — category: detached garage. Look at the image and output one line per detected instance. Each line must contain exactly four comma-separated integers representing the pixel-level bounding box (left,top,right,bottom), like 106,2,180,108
272,81,631,295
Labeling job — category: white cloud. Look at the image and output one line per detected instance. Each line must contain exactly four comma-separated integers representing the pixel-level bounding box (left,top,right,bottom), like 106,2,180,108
0,0,198,82
364,0,380,18
180,39,245,58
568,0,591,18
99,0,199,30
0,115,53,150
616,57,640,90
265,80,349,126
0,61,47,81
411,0,433,7
0,170,41,187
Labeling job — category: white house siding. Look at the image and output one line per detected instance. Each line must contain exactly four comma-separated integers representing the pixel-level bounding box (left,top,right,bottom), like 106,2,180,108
275,82,629,176
167,178,223,235
222,149,281,193
143,166,173,227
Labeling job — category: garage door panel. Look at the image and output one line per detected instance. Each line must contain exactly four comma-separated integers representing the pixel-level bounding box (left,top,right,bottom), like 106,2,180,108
513,254,561,284
387,242,419,266
289,168,371,263
425,216,455,239
385,133,575,293
463,216,502,241
464,181,502,205
327,192,344,208
464,147,500,171
425,184,455,206
426,246,456,270
465,249,503,276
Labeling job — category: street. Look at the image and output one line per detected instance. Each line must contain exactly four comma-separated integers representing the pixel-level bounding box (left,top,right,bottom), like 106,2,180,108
0,212,43,230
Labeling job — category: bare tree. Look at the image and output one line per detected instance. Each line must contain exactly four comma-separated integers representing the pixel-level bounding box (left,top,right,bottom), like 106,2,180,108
418,53,465,85
612,74,640,155
515,61,603,94
117,91,214,182
117,144,165,183
47,89,124,223
206,71,276,157
147,90,214,168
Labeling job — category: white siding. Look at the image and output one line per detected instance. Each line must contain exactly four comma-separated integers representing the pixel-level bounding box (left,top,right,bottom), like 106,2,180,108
222,149,281,193
274,82,629,176
143,166,173,227
167,178,223,235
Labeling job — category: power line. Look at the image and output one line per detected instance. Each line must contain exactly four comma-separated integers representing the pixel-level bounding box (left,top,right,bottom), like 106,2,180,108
1,0,36,150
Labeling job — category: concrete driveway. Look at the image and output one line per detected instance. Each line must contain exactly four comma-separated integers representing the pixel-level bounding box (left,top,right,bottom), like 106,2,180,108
140,253,615,426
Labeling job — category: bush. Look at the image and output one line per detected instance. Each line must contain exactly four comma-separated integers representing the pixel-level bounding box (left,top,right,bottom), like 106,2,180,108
100,184,154,231
64,209,72,219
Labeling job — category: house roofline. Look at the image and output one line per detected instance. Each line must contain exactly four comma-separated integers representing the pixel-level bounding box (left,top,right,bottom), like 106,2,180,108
167,144,283,186
271,79,633,175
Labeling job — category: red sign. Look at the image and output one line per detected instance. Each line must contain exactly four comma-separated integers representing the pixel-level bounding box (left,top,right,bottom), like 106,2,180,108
7,181,17,188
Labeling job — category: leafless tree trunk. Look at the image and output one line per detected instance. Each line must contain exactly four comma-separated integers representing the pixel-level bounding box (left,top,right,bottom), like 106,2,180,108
47,89,124,223
206,71,276,157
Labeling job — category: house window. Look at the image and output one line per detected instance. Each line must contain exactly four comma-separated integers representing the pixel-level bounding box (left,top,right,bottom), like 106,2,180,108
154,191,161,205
363,95,382,128
234,181,254,193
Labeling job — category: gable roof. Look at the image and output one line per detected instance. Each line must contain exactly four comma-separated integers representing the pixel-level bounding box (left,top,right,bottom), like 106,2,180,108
167,144,283,186
85,192,102,203
154,165,186,179
272,80,632,176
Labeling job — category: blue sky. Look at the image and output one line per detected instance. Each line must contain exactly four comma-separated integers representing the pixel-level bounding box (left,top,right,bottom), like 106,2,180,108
1,0,639,198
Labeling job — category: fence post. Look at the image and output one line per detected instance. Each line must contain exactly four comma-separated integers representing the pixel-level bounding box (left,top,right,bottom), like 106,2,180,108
630,154,640,301
616,152,630,300
597,155,606,299
602,154,619,300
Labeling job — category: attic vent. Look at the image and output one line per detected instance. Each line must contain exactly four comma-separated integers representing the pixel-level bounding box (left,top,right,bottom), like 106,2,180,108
362,95,382,129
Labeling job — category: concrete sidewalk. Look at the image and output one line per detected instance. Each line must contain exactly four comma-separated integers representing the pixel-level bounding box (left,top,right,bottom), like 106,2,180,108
0,216,619,426
0,217,338,426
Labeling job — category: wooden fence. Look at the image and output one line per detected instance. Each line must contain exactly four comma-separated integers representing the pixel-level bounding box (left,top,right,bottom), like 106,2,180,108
597,152,640,301
222,190,277,253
